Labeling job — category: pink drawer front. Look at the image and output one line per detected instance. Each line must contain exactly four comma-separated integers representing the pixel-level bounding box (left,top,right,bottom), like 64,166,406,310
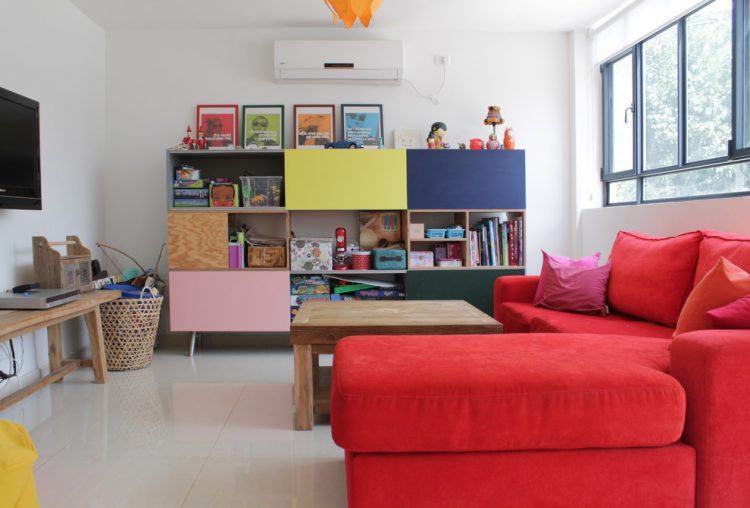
169,271,291,332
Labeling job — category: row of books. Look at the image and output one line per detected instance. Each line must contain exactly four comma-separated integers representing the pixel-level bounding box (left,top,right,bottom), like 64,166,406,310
468,216,524,267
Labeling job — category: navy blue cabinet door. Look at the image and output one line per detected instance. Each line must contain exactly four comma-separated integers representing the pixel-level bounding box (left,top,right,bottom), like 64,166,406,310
407,150,526,210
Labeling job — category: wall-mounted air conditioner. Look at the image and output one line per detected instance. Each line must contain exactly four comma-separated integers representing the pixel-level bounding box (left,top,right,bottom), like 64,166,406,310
274,40,403,84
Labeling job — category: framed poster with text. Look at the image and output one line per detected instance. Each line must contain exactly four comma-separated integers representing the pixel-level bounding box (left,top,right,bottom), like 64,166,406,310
294,105,335,149
196,104,239,149
342,104,383,149
243,105,284,149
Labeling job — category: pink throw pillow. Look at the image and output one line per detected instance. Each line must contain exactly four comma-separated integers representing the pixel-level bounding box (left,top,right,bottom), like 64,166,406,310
536,263,612,315
533,251,601,305
707,294,750,329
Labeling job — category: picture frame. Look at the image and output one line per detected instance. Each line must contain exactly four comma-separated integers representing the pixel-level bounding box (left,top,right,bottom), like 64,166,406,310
196,104,239,149
342,104,384,149
242,105,284,150
294,105,335,149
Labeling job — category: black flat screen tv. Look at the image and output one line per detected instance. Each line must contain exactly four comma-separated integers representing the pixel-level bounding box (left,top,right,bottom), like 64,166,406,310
0,86,41,210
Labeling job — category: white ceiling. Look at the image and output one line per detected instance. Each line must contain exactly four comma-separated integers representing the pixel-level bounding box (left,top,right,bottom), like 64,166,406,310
70,0,627,32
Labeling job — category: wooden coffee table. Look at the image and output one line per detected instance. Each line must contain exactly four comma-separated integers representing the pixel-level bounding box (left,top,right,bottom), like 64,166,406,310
290,300,503,430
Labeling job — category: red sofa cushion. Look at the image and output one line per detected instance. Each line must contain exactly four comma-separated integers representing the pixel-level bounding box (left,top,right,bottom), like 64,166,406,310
498,302,675,339
695,230,750,285
607,231,702,327
346,445,696,508
708,294,750,329
331,334,685,453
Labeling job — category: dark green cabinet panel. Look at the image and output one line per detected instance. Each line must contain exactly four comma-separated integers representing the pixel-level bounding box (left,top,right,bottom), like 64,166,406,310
406,269,524,317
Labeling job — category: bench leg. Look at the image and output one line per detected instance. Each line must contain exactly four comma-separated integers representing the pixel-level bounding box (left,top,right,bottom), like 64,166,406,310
47,323,63,383
84,308,108,383
294,344,313,431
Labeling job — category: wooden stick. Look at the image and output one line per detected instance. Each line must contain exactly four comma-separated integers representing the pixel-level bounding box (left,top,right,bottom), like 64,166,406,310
152,243,167,283
96,242,147,275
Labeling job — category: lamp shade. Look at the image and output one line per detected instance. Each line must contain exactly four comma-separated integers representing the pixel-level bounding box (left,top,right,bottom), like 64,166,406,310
324,0,382,28
484,106,505,126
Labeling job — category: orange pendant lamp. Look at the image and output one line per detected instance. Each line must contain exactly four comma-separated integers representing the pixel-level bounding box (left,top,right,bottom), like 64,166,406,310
324,0,383,28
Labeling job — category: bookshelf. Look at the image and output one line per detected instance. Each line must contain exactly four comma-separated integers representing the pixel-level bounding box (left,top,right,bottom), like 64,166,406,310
406,209,526,270
165,148,526,342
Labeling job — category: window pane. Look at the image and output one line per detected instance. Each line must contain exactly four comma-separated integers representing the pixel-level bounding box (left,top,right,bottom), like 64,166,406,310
643,26,679,170
610,55,634,173
686,0,732,162
643,163,750,200
608,180,637,204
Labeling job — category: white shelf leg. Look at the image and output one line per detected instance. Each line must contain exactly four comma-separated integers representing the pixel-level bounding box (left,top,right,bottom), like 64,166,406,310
188,331,197,357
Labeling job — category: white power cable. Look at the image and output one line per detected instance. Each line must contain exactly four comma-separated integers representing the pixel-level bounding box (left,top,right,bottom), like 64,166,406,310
403,61,447,105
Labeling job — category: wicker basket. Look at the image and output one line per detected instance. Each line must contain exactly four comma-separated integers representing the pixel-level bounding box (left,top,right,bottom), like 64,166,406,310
100,296,163,371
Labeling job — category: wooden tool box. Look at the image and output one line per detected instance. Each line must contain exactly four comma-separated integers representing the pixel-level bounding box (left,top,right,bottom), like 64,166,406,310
33,236,93,292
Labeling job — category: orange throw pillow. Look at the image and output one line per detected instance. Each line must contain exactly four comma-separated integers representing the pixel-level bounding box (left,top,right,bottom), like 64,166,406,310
674,257,750,336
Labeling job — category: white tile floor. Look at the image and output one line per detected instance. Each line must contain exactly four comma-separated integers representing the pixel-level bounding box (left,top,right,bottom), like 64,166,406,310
0,348,346,508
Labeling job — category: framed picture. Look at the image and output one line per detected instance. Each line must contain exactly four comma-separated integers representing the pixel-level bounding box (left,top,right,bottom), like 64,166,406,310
294,105,335,149
342,104,383,149
196,105,239,149
243,105,284,150
394,129,423,149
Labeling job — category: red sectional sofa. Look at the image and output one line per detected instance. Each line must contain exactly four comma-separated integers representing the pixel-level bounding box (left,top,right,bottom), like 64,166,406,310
331,230,750,507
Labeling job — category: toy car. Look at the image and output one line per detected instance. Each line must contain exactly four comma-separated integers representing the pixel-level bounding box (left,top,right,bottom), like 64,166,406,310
324,140,363,149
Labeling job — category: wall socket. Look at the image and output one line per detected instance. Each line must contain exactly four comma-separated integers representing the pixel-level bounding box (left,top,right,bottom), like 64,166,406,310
434,54,451,66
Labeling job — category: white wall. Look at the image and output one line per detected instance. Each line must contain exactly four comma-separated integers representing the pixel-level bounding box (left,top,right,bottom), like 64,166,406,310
581,195,750,258
0,0,105,386
105,28,573,275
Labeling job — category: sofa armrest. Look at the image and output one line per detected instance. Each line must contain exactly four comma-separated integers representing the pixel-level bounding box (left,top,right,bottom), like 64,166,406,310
493,276,540,322
670,329,750,508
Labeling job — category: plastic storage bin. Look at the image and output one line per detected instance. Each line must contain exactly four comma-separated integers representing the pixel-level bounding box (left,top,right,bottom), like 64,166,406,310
240,176,283,207
446,227,465,239
425,229,447,239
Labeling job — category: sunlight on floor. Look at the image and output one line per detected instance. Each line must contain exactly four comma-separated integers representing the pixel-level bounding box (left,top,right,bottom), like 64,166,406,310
0,348,345,508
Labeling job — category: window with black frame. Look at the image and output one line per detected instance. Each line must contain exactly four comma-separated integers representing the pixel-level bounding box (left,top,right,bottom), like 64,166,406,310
601,0,750,205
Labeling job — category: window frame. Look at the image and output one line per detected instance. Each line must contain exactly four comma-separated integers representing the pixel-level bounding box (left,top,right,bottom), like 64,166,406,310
601,0,750,206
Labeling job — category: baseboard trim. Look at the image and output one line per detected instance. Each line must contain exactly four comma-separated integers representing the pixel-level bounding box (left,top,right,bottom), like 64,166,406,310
157,332,291,349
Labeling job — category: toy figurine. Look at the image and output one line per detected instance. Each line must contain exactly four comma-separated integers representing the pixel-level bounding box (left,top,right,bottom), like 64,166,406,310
428,122,447,149
469,138,484,150
504,127,516,150
486,133,501,150
181,126,195,150
195,128,207,150
483,106,505,135
333,227,349,270
427,133,436,150
458,143,467,150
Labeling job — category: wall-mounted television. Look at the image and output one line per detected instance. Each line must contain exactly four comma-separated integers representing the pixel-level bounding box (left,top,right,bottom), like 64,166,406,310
0,86,41,210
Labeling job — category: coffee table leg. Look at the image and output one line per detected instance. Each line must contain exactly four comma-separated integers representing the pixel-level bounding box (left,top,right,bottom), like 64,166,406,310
294,344,313,431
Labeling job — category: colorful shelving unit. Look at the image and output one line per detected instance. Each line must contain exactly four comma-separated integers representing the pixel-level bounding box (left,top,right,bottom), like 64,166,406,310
165,148,525,352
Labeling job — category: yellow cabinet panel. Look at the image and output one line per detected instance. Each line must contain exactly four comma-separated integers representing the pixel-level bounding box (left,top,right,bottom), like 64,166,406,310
284,149,407,210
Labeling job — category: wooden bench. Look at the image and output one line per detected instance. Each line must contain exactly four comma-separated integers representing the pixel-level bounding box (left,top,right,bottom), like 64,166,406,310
0,290,120,411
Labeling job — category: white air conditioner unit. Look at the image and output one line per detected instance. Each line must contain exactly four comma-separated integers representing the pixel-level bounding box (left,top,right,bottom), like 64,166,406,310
274,40,402,84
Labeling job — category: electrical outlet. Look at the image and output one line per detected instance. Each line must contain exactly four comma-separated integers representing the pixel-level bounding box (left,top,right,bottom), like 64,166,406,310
434,54,451,66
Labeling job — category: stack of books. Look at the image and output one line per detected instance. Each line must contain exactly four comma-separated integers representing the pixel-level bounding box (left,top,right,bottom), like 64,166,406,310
468,214,524,267
173,164,208,207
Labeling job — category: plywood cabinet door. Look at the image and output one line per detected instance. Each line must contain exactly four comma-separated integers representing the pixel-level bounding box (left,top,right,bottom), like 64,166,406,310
168,212,228,269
